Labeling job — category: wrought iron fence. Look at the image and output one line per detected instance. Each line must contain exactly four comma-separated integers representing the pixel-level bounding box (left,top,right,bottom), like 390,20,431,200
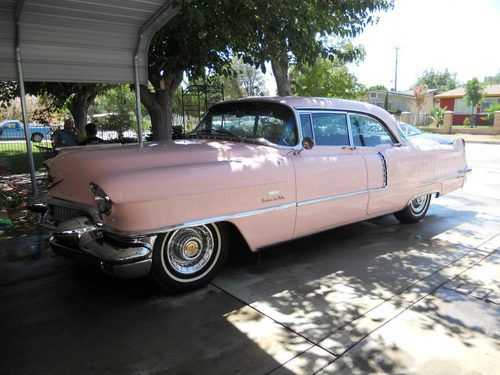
405,113,432,127
0,125,144,176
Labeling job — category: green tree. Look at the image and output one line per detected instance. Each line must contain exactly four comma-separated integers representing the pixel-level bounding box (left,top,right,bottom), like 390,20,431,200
368,85,388,91
383,90,389,110
234,0,394,95
222,58,268,99
483,71,500,85
290,56,365,99
92,85,140,139
140,1,237,141
413,84,427,126
464,78,484,126
0,81,109,134
414,69,458,91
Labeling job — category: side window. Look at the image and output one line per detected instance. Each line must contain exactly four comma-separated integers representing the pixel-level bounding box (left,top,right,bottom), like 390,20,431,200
350,114,394,147
311,113,349,146
299,113,313,140
6,122,18,129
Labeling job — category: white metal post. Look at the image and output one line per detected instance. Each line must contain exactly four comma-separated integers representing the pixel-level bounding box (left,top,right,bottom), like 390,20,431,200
134,54,143,146
15,0,37,196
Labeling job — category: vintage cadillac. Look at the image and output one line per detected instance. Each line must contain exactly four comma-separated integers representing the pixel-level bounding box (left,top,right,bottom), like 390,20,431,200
32,97,470,292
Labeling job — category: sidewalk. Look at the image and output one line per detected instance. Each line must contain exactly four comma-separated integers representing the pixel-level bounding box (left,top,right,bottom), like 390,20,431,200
444,133,500,144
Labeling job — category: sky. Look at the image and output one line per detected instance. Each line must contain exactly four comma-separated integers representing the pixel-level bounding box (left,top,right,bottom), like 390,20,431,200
265,0,500,93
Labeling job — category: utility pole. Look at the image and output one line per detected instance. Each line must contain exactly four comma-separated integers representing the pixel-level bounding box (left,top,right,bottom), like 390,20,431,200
394,47,399,92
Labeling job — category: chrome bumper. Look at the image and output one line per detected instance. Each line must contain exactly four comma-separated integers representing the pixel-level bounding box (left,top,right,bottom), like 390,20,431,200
50,217,154,279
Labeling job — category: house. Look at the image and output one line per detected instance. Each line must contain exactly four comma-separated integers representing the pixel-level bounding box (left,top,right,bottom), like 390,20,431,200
435,84,500,125
365,89,439,115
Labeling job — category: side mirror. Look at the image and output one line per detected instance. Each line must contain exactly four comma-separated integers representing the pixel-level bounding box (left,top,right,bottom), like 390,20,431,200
302,137,314,150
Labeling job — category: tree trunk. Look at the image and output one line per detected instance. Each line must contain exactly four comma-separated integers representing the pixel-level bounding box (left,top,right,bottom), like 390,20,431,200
67,90,97,135
140,71,183,141
67,95,89,135
271,58,292,96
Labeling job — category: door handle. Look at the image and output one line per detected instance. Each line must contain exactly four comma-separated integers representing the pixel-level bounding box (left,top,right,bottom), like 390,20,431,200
341,146,356,151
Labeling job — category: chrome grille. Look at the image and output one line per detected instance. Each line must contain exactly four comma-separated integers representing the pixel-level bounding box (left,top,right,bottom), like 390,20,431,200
52,205,88,223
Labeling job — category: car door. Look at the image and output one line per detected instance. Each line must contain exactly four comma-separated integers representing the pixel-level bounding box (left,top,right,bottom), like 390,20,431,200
292,111,368,238
349,113,416,216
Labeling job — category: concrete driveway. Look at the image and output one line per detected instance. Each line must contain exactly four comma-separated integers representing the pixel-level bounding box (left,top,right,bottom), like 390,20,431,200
1,143,499,374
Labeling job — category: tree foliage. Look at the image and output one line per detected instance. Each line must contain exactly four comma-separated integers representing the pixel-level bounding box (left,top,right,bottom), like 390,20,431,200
91,85,141,139
414,69,458,91
0,81,109,133
222,58,268,99
464,78,484,126
367,84,388,91
141,0,239,140
290,56,365,99
483,71,500,85
233,0,394,95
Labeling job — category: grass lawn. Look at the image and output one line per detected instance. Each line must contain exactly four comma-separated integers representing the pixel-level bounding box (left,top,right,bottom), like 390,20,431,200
0,141,54,174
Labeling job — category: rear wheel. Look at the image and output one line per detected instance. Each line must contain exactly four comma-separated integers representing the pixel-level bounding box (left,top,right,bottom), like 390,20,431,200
394,194,431,223
151,223,228,293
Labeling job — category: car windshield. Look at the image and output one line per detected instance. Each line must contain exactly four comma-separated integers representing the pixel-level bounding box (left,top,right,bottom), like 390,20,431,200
398,122,422,138
190,102,297,146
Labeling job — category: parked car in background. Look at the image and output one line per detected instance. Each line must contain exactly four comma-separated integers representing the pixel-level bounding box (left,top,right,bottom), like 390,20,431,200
31,97,471,292
0,120,52,142
397,121,453,145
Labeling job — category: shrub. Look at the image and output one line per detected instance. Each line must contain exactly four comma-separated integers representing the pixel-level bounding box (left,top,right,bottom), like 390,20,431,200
463,117,471,127
429,107,446,127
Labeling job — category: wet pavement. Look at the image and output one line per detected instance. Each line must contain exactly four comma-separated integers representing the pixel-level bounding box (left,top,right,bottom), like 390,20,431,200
1,143,499,374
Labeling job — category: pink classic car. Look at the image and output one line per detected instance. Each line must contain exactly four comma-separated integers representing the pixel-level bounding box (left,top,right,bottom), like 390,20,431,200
31,97,470,292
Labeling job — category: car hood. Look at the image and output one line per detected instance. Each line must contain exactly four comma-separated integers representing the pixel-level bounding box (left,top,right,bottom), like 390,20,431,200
46,139,278,204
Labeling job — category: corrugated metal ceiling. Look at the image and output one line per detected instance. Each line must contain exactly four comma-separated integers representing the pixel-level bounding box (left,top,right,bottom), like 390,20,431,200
0,0,180,83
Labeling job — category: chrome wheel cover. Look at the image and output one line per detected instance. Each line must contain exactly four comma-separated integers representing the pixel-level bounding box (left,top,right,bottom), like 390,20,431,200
410,195,428,215
164,225,215,276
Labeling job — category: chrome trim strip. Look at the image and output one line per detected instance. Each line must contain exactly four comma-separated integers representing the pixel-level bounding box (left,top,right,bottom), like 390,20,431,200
457,167,472,177
346,112,355,147
297,189,369,207
423,167,472,183
104,202,297,238
377,152,388,188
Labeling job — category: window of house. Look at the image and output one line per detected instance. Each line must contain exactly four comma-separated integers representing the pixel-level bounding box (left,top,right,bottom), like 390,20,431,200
480,98,500,112
370,92,378,99
454,98,474,113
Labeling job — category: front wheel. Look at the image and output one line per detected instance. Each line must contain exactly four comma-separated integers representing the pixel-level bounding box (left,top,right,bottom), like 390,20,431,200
151,223,228,293
394,194,431,224
31,132,43,142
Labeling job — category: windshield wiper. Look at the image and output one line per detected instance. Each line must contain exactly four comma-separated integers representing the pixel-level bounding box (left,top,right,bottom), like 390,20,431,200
211,129,243,141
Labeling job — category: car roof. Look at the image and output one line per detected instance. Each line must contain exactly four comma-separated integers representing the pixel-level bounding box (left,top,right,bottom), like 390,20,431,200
215,96,402,142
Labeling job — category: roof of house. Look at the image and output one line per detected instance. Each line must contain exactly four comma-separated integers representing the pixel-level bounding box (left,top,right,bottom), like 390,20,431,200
435,84,500,99
366,89,439,98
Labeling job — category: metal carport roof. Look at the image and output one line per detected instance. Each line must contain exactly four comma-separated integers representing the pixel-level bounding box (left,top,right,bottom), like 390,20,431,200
0,0,181,195
0,0,180,83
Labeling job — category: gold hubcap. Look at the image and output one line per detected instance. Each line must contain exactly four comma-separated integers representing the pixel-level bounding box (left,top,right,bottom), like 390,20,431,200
184,240,200,257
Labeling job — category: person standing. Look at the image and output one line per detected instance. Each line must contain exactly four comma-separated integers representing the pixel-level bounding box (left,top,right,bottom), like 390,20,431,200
51,119,79,148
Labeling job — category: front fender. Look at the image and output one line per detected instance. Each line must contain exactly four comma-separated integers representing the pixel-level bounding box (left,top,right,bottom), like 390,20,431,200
95,155,296,235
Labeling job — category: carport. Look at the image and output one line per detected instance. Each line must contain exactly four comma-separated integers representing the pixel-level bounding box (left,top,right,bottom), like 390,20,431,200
0,0,181,194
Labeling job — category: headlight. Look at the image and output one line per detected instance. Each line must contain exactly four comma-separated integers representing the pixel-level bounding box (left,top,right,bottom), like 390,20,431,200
89,182,112,215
